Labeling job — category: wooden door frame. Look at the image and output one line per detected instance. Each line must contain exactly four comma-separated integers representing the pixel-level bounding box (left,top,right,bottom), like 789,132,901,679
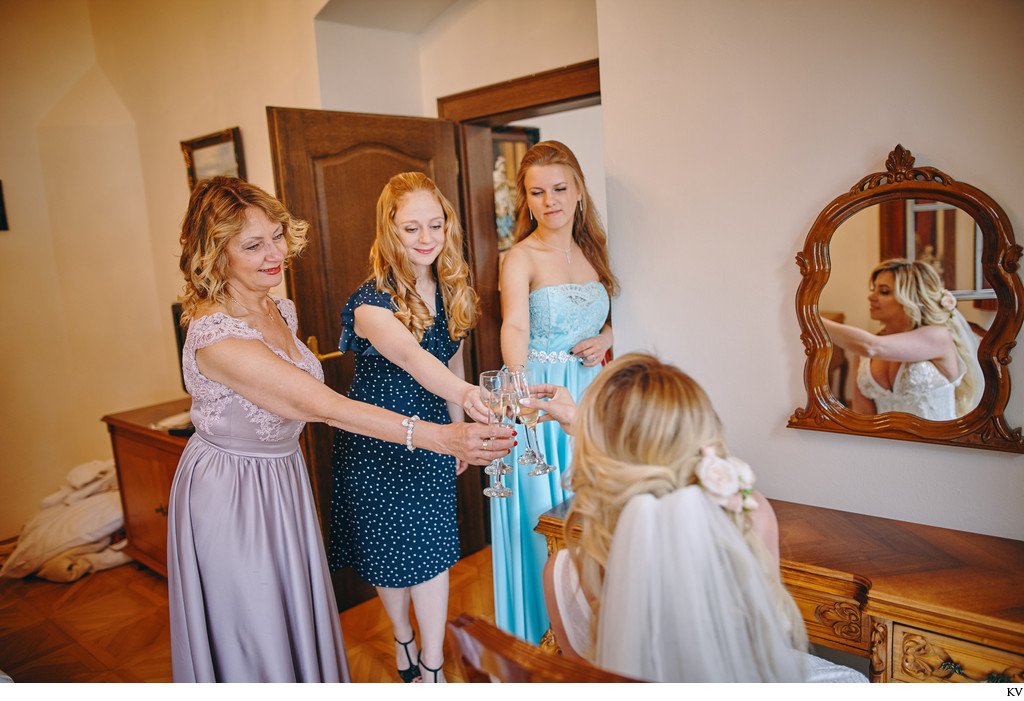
437,59,601,380
437,59,600,126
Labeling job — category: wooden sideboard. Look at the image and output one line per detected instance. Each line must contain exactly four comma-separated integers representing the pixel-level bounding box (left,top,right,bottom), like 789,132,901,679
535,498,1024,683
102,398,191,577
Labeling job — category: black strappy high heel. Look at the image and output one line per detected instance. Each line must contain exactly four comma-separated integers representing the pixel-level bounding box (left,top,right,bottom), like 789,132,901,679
418,651,443,683
395,635,421,683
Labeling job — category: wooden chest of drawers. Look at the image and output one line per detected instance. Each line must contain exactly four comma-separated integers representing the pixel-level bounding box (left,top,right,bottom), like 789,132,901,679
102,398,191,577
536,498,1024,683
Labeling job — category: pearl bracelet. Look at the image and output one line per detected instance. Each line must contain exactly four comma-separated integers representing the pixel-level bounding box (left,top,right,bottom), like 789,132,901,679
402,415,419,451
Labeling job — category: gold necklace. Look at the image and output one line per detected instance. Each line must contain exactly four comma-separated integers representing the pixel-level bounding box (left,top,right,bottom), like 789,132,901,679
534,234,572,264
226,292,275,320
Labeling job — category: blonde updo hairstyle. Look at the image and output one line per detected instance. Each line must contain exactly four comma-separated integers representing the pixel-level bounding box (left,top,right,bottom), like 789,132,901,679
178,176,308,325
565,353,803,652
872,258,981,415
512,140,619,299
371,172,478,341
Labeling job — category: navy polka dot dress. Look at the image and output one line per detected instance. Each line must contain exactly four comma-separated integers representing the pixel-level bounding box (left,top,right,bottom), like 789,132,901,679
328,280,461,588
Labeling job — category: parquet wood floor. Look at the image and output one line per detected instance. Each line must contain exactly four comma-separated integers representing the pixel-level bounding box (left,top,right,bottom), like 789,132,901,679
0,546,495,683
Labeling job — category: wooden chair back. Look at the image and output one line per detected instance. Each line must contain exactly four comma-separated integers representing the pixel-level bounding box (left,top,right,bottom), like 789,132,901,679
446,613,640,683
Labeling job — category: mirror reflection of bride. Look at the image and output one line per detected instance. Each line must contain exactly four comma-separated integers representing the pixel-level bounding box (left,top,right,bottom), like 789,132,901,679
822,258,983,421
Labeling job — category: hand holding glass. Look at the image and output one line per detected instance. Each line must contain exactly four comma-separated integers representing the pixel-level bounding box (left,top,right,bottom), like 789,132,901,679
508,369,555,476
479,371,512,498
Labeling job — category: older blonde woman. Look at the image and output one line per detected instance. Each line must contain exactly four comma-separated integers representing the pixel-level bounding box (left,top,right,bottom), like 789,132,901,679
168,177,512,683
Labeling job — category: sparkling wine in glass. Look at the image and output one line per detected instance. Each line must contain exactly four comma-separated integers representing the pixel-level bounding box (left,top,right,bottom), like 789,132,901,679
479,370,512,498
509,369,555,476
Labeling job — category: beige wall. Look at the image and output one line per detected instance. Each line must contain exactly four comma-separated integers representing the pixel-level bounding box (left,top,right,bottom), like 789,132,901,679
0,0,324,537
596,0,1024,538
2,0,1022,542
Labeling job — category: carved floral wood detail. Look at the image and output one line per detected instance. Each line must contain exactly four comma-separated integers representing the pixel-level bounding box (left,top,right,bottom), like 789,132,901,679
789,145,1024,452
870,621,888,682
900,633,1024,683
814,601,863,641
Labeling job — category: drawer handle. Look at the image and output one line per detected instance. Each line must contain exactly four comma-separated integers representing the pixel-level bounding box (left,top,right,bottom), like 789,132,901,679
939,661,1013,684
155,505,168,516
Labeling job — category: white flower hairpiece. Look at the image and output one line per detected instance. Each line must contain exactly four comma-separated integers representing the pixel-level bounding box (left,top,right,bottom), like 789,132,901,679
695,446,757,514
939,289,957,316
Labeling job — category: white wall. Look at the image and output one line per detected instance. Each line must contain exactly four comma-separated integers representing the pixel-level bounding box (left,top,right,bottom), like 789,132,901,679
316,20,423,115
418,0,599,116
595,0,1024,539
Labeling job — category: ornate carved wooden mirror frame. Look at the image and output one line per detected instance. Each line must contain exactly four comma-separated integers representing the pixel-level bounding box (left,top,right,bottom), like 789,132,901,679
789,145,1024,453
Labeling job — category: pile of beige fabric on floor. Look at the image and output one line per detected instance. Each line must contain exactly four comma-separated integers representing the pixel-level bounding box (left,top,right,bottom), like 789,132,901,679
0,459,131,582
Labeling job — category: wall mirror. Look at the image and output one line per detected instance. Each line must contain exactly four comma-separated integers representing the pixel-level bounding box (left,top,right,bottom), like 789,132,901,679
789,145,1024,453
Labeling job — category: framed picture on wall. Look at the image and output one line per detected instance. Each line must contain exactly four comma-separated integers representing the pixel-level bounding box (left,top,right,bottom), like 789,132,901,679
491,126,539,265
181,127,247,191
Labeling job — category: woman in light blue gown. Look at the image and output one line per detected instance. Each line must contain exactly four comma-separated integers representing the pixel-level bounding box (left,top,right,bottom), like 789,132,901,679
492,141,618,643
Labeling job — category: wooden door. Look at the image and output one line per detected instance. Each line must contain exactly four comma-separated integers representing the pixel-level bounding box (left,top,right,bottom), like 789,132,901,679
267,107,493,610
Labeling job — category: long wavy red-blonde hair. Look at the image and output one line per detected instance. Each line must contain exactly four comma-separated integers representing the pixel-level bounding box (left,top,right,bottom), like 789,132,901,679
370,172,478,341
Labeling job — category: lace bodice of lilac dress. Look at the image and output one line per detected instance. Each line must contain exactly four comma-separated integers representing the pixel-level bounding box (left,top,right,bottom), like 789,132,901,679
183,297,323,445
857,357,965,421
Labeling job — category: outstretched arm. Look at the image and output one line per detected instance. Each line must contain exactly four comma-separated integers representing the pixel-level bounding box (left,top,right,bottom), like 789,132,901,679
822,318,951,363
448,343,470,475
354,304,489,423
195,337,512,464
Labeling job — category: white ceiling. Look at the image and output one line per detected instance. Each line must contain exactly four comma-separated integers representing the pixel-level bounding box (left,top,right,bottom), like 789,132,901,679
316,0,459,34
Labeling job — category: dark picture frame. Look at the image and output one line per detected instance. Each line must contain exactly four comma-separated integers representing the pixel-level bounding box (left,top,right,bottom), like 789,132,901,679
181,127,246,191
0,180,8,231
490,126,539,264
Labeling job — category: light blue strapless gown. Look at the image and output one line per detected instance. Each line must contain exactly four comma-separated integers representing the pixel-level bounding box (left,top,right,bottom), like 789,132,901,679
491,281,610,643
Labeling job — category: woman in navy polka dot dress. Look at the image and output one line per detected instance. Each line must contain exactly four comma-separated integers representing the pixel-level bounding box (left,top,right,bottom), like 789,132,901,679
328,172,497,684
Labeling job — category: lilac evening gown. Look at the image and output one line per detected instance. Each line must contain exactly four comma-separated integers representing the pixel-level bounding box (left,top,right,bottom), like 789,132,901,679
166,297,350,682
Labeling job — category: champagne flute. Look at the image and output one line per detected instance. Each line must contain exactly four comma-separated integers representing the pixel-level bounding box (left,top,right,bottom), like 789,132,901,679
506,369,538,468
479,371,513,498
479,371,512,477
509,369,555,476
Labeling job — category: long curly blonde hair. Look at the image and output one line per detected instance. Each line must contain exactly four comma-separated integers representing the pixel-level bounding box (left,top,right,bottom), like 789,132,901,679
178,177,308,325
872,258,982,415
370,172,478,341
512,141,619,299
565,353,803,654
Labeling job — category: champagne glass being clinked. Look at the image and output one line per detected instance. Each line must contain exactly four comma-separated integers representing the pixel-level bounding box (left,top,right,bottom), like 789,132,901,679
508,367,555,476
479,370,513,498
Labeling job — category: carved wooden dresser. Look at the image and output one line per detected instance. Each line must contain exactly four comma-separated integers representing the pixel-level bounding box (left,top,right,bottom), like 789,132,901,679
102,398,191,576
535,498,1024,683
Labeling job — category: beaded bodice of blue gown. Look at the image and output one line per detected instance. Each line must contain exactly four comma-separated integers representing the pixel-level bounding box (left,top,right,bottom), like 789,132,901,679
166,297,350,682
491,281,610,643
